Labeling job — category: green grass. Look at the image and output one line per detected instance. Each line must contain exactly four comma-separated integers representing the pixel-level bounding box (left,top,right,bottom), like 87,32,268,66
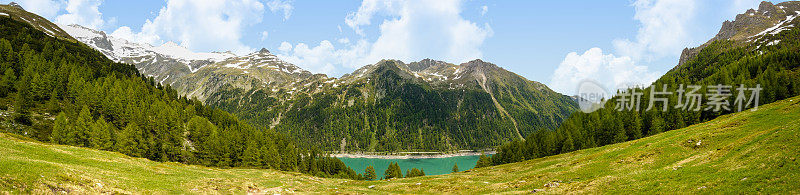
2,96,800,194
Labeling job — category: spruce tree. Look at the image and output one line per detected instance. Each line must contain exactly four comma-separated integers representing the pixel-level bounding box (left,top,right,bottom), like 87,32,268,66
72,106,92,147
90,116,113,150
452,163,459,173
475,154,492,168
115,123,141,157
51,112,70,144
241,141,263,167
364,165,377,181
0,68,15,97
384,162,402,179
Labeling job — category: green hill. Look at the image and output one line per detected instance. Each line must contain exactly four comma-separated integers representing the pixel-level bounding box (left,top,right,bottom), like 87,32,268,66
2,95,798,193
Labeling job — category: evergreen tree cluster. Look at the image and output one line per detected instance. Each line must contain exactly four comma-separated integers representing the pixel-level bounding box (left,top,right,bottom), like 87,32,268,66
0,17,359,180
384,162,403,179
405,167,425,178
375,162,425,180
490,24,800,166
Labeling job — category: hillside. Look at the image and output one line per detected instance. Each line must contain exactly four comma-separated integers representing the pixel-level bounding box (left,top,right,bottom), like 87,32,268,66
490,0,800,165
0,4,359,181
0,3,74,41
2,95,798,193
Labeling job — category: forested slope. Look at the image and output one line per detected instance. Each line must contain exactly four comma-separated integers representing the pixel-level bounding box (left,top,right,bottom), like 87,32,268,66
0,7,358,179
207,59,578,152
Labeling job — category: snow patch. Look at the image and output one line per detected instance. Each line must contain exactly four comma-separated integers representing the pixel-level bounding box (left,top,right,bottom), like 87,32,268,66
159,75,170,84
750,13,799,38
766,40,781,46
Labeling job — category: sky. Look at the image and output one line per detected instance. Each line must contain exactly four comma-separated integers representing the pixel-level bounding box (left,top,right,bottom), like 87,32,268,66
1,0,789,95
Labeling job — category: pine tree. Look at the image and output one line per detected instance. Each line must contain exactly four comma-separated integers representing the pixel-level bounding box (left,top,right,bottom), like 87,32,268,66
51,112,70,144
261,144,281,169
241,141,263,167
405,168,424,178
45,90,60,114
72,106,93,147
475,154,493,168
452,163,459,173
0,68,15,97
384,162,402,179
115,123,141,157
364,165,377,181
89,116,113,150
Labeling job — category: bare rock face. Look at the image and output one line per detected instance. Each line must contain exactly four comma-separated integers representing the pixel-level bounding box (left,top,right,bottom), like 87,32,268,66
758,1,777,17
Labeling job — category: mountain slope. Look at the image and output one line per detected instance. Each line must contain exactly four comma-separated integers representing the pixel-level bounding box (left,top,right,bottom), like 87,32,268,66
2,95,798,193
677,1,800,68
59,24,235,86
0,3,74,41
203,59,577,152
491,0,800,166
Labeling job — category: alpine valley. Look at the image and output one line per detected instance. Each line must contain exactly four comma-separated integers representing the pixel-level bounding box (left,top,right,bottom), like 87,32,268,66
2,0,800,194
61,24,579,152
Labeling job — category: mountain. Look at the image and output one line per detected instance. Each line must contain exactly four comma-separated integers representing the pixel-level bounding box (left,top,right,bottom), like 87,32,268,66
170,47,323,102
197,58,578,152
677,1,800,68
58,24,235,85
2,94,798,193
492,0,800,165
0,3,74,41
64,27,578,152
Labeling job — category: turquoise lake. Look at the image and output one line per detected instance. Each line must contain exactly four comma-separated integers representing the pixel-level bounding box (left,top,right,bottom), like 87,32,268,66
338,155,480,179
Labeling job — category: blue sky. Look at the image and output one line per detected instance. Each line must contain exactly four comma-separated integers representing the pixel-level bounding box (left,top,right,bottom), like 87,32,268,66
3,0,789,95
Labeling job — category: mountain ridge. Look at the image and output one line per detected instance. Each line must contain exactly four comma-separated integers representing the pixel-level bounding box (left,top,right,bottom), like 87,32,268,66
33,7,578,152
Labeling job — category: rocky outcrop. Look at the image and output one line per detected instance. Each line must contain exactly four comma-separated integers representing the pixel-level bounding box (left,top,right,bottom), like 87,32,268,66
7,2,22,10
675,1,800,70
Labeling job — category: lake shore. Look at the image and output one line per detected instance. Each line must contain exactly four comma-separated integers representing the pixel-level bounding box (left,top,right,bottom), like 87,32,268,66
329,151,495,159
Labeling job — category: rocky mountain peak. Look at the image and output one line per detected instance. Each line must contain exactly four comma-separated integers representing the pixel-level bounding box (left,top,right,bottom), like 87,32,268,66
407,58,447,71
758,1,776,15
462,59,498,70
259,48,270,54
8,2,23,10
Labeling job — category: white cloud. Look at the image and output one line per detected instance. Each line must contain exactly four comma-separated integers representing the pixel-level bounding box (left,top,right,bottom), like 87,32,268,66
278,41,293,53
9,0,62,19
54,0,105,29
267,0,293,20
612,0,696,61
283,0,492,75
260,31,269,41
550,48,659,95
112,0,265,55
276,39,371,75
480,5,488,16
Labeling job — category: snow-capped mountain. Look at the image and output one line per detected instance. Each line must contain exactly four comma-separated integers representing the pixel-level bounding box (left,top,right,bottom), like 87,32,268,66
60,24,236,85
